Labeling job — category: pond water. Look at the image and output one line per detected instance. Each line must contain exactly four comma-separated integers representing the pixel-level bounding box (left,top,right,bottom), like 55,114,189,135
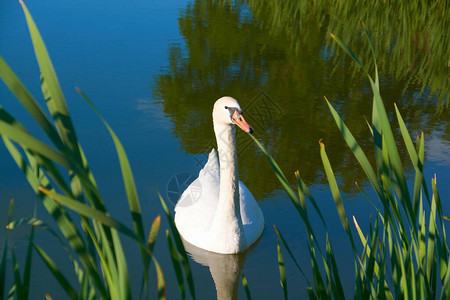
0,0,448,299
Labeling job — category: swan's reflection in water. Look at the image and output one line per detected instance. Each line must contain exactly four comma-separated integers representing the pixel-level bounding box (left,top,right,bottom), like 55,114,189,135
182,237,261,300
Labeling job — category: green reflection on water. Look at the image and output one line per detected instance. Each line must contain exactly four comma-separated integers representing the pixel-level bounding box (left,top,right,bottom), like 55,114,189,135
153,0,449,199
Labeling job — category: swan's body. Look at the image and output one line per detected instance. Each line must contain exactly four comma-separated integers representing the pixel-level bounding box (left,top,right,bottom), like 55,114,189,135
174,97,264,254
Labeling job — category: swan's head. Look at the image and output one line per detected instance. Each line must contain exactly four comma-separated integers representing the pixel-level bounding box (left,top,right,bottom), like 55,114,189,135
213,97,254,134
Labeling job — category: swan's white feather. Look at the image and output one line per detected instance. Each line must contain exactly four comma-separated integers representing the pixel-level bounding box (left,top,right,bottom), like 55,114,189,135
174,149,264,253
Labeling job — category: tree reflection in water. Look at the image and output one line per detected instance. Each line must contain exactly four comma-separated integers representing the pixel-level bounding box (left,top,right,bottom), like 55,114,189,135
152,0,449,199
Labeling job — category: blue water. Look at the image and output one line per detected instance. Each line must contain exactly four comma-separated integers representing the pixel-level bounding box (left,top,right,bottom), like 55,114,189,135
1,1,449,299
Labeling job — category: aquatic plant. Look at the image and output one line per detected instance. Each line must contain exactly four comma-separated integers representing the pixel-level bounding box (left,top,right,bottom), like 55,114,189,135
0,2,196,299
251,27,449,299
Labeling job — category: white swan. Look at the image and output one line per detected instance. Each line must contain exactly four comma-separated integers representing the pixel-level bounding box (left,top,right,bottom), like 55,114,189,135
174,96,265,254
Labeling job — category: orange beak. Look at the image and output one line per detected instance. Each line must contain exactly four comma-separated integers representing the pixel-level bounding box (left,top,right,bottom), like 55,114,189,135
232,110,254,134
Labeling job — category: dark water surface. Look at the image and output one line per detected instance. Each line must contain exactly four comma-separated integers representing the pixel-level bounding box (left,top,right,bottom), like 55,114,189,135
1,0,448,299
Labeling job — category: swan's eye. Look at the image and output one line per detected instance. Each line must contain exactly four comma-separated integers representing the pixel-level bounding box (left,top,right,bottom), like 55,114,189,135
224,106,228,109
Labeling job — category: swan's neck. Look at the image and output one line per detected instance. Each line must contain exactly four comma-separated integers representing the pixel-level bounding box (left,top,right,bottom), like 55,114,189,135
209,122,247,253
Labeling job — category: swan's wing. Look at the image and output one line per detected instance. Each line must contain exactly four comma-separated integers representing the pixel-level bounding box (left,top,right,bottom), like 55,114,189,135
175,149,219,210
199,149,219,179
239,181,265,245
174,149,220,246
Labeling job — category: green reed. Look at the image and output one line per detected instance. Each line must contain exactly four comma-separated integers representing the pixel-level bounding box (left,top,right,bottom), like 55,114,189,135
251,27,449,299
0,2,197,299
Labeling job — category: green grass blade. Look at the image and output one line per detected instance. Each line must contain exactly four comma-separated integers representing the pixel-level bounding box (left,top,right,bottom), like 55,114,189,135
111,230,131,300
319,140,356,251
308,239,326,298
324,97,382,199
32,243,78,299
395,104,430,209
152,256,166,300
39,187,143,244
0,57,64,151
274,226,310,285
0,237,7,300
148,215,161,251
277,240,288,300
166,230,186,300
372,82,414,222
362,22,379,87
0,114,70,169
325,234,345,299
20,225,35,300
76,87,145,241
295,171,326,228
329,33,368,74
426,179,437,281
251,135,319,240
241,272,252,300
158,192,196,300
440,262,450,300
419,196,426,269
0,200,14,300
139,215,161,299
11,251,22,300
249,134,298,202
2,139,107,298
19,0,81,159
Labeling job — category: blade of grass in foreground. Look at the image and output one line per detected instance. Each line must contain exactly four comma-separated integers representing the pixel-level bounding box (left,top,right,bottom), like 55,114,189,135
0,57,64,152
277,240,288,300
166,230,186,300
319,140,356,251
274,226,310,285
38,187,142,244
20,0,81,159
159,192,196,300
241,272,252,300
324,97,381,199
32,244,78,299
0,200,14,300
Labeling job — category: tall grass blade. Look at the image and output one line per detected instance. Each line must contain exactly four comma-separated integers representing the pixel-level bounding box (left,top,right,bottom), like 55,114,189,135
319,140,355,250
277,240,288,300
251,135,319,240
295,171,326,228
0,113,70,169
111,230,131,300
139,215,161,299
0,57,64,151
426,179,437,282
0,236,7,300
0,199,14,300
395,104,430,209
10,251,22,300
274,226,310,285
324,235,345,299
148,215,161,251
329,33,368,74
38,187,143,244
324,97,382,199
241,272,252,300
249,134,297,202
32,243,78,299
166,230,185,300
76,87,145,241
152,257,166,300
76,87,146,299
20,224,34,300
158,192,196,300
19,0,81,158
